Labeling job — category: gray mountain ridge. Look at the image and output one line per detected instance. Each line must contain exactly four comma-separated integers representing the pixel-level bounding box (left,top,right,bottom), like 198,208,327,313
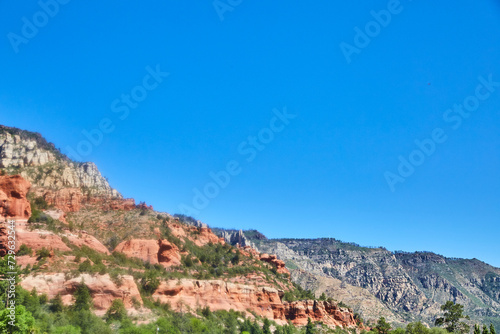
216,229,500,328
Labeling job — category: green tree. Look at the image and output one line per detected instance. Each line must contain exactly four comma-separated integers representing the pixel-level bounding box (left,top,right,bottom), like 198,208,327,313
490,324,496,334
0,305,36,333
475,324,481,334
429,328,449,334
375,317,392,334
17,244,32,256
52,325,82,334
0,256,20,311
70,309,112,334
262,318,272,334
407,321,430,334
50,294,65,313
140,270,160,295
306,317,315,334
434,301,470,334
105,299,127,322
35,247,51,259
231,251,240,265
483,325,490,334
319,293,327,301
73,282,92,311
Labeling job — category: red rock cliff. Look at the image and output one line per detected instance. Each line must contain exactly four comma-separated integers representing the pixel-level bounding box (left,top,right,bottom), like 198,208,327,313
0,174,32,256
151,278,359,328
0,174,31,220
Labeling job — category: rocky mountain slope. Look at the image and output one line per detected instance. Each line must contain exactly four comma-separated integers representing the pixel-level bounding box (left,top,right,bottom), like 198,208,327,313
2,124,499,330
0,125,362,330
221,231,500,328
0,125,119,198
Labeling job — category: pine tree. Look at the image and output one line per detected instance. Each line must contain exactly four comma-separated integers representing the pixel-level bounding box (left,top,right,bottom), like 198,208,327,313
434,301,470,333
306,317,315,334
262,318,272,334
474,324,481,334
73,281,92,311
490,324,496,334
483,325,490,334
407,321,430,334
375,317,392,334
105,299,127,322
49,294,65,313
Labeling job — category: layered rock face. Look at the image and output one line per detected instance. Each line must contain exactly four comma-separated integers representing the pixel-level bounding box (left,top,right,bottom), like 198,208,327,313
151,278,357,327
152,279,285,321
20,273,142,315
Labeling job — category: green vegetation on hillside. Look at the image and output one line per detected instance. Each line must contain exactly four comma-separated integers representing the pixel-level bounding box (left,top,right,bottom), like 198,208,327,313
0,253,353,333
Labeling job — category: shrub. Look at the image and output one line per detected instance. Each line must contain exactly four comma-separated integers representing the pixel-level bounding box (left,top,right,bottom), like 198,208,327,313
36,247,51,259
105,299,127,322
140,270,160,295
32,196,49,210
17,244,33,256
78,260,93,273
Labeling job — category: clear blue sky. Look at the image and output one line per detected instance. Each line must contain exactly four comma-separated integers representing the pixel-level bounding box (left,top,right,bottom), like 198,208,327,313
1,1,500,266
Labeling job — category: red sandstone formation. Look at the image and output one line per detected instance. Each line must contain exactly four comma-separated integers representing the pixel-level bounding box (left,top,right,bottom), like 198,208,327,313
151,278,358,327
39,187,83,212
152,279,285,322
15,229,71,253
114,239,181,267
88,197,136,211
136,202,153,211
283,300,357,327
0,174,31,219
237,245,260,258
194,227,224,246
109,198,136,211
37,187,137,213
168,222,224,247
260,253,290,276
114,239,159,264
157,239,181,266
0,175,32,256
65,232,110,255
